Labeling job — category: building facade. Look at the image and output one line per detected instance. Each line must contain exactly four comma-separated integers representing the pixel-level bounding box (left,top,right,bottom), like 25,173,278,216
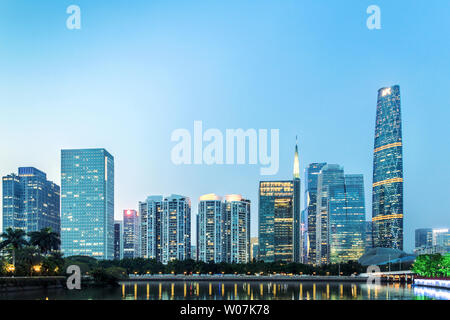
292,141,302,263
304,163,327,264
161,195,191,264
372,85,404,250
365,221,373,253
61,148,114,259
113,220,123,260
223,194,251,264
123,209,140,259
197,194,223,263
139,196,163,261
2,167,60,235
258,181,293,262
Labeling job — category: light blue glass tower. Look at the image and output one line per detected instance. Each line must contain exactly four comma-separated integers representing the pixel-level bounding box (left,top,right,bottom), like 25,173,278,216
61,149,114,259
2,167,60,234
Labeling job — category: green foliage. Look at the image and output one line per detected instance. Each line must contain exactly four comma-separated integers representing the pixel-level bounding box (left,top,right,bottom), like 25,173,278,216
90,267,127,286
412,254,449,278
28,227,61,254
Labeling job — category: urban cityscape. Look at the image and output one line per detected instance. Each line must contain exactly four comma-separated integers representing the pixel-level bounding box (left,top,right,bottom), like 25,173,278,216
0,1,449,309
1,85,449,300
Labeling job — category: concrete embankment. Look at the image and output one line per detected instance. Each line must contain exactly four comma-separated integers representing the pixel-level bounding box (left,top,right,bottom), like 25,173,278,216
123,275,369,283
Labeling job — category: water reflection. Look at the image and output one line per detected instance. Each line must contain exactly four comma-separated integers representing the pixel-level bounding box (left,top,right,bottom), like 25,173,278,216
0,281,447,300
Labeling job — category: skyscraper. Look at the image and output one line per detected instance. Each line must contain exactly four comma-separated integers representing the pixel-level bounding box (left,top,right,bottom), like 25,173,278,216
139,196,163,261
123,209,140,259
304,163,327,264
315,165,365,264
197,194,223,263
292,140,302,263
372,85,404,250
415,228,433,250
2,167,60,234
61,148,114,259
258,181,293,262
113,220,123,260
223,194,251,263
161,194,191,264
250,237,259,261
365,221,373,253
329,174,365,263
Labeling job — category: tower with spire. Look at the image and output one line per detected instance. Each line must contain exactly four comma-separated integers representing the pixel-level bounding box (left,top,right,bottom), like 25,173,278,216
293,136,302,262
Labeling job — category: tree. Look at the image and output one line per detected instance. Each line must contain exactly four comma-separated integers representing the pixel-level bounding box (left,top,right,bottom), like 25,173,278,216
28,227,61,255
0,228,29,269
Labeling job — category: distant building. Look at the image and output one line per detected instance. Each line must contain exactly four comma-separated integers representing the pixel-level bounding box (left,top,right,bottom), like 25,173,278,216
304,163,327,264
2,167,60,235
292,140,302,263
223,194,251,264
197,194,223,263
139,196,163,261
372,85,404,250
315,165,365,264
123,209,140,259
365,221,373,252
161,195,191,264
61,148,114,259
258,180,294,263
113,220,123,260
250,237,259,261
415,228,450,255
197,194,251,263
191,245,197,261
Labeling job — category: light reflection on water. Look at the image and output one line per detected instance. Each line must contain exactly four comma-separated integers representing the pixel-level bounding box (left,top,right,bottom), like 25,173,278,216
0,281,447,300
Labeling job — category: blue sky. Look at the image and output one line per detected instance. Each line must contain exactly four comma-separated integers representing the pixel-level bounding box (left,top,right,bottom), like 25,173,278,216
0,0,449,252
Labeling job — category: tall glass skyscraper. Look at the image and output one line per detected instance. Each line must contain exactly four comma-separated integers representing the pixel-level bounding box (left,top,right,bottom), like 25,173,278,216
2,167,60,234
292,141,302,263
372,85,404,250
123,209,140,259
258,181,293,262
329,174,365,263
314,165,365,264
305,163,327,264
161,194,191,264
197,194,223,263
61,148,114,259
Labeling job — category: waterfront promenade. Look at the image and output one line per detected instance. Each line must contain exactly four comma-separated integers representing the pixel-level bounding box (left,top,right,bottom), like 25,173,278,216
124,274,369,282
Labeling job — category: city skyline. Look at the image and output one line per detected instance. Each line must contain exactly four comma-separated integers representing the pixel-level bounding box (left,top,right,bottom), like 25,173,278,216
1,1,450,252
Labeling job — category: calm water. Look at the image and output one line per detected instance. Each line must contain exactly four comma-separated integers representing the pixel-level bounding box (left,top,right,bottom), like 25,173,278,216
0,281,448,300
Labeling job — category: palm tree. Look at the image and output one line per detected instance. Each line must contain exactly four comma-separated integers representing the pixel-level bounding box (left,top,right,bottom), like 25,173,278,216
0,228,29,268
28,227,61,255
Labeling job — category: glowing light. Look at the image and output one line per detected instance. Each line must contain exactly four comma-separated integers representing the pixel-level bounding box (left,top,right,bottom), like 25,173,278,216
381,87,391,96
199,193,222,201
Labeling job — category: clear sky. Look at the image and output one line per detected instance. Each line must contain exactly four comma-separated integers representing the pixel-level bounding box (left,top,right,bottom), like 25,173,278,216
1,0,449,252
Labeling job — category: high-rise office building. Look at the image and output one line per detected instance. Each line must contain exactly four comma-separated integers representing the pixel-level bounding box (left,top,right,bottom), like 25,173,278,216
415,228,450,255
292,141,302,263
304,163,327,264
161,194,191,264
2,167,60,234
329,174,365,263
197,194,223,263
365,221,373,253
315,165,365,264
113,220,122,260
223,194,251,264
372,85,404,250
61,148,114,259
139,196,163,261
258,181,293,262
123,209,140,259
415,228,433,250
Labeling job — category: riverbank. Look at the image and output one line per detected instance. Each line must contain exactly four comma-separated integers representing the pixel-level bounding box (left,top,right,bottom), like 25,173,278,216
124,274,369,282
0,276,66,292
414,278,450,290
